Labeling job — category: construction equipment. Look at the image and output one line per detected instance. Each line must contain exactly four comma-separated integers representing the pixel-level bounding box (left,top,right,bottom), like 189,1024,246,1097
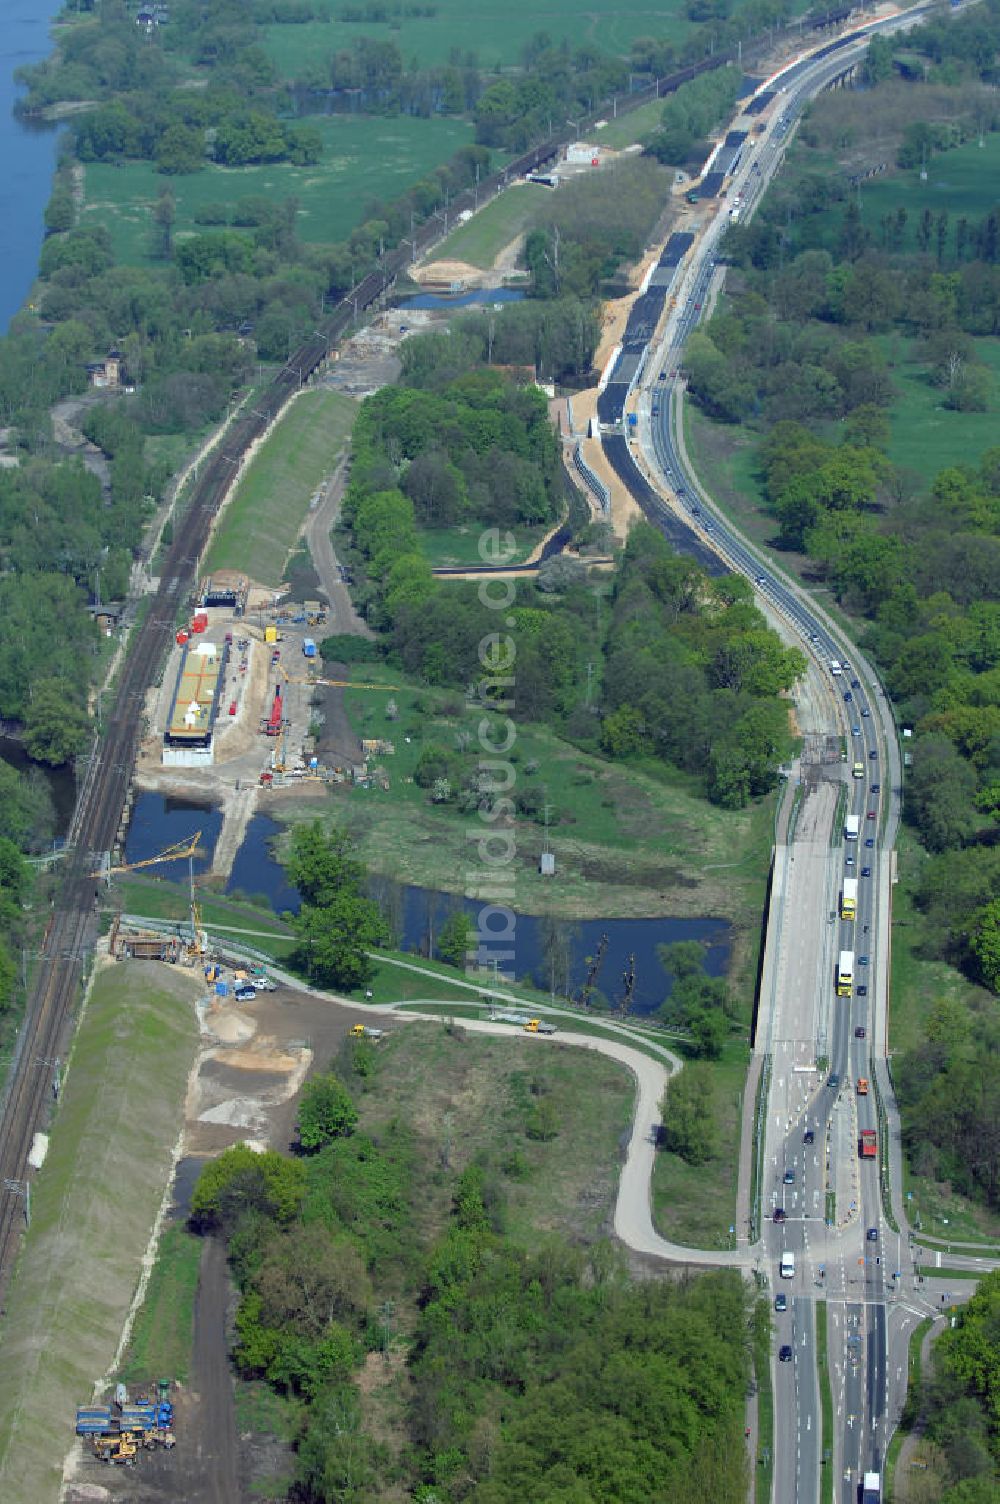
92,829,205,960
91,831,203,881
92,1434,138,1466
278,664,399,691
262,685,284,736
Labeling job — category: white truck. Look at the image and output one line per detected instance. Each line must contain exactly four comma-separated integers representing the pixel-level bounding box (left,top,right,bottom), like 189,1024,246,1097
830,659,843,676
845,813,860,840
862,1472,881,1503
780,1252,795,1278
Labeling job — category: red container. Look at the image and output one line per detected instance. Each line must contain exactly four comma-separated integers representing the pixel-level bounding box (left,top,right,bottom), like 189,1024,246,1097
176,630,189,646
229,701,237,716
191,612,209,634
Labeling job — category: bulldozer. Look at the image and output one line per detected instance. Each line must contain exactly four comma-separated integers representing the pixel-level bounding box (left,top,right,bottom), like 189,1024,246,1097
92,1434,138,1466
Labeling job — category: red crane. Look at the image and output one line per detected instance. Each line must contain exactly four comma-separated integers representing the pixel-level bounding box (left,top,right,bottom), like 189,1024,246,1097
265,686,283,736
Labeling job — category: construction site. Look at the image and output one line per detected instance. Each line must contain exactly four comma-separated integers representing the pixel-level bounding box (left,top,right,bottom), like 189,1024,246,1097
129,563,400,892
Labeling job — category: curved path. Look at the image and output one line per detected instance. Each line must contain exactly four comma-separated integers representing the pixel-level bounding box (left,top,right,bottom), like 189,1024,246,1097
255,944,761,1269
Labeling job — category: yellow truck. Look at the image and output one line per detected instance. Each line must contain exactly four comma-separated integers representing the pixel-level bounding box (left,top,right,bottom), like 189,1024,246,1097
350,1023,385,1040
524,1019,557,1035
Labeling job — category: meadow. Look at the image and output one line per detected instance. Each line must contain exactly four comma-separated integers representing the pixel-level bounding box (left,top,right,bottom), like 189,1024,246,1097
259,0,696,77
81,114,473,263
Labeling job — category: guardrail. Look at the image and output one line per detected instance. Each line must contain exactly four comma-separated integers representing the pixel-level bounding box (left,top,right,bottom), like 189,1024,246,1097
573,443,610,515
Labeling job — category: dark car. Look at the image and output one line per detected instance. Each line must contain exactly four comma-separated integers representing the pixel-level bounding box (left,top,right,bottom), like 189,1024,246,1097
234,985,256,1001
861,708,871,718
783,1169,796,1185
871,783,880,794
844,691,853,702
870,749,878,759
856,984,868,997
855,1025,866,1039
861,866,872,878
865,837,875,848
773,1207,786,1224
774,1293,788,1312
779,1344,793,1362
867,1227,879,1242
804,1129,815,1144
851,677,860,688
658,370,666,380
867,810,877,820
859,955,869,966
828,1073,841,1089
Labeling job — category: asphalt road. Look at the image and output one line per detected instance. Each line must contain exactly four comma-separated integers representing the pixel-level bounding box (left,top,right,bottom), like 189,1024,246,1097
612,6,978,1499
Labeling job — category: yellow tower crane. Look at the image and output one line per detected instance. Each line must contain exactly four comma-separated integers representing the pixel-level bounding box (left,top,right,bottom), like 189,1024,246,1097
91,832,207,958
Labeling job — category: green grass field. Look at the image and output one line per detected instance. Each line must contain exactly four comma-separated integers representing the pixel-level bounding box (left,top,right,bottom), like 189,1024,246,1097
355,1021,632,1246
82,115,473,263
204,387,357,587
879,335,1000,479
121,1224,202,1386
651,1041,748,1248
595,95,669,150
259,0,695,76
431,182,543,269
0,962,199,1502
853,132,1000,246
417,518,550,567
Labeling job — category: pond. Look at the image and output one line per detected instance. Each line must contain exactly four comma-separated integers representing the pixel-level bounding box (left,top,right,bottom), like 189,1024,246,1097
126,792,731,1017
398,286,526,311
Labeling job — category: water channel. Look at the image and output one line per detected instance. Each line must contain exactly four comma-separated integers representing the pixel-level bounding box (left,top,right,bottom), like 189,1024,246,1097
0,0,65,332
125,792,731,1017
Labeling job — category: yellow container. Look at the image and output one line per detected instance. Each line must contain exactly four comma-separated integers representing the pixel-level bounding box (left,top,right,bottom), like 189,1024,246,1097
264,625,278,644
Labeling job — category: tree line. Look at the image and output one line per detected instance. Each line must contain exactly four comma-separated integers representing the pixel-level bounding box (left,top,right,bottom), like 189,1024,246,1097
908,1270,1000,1501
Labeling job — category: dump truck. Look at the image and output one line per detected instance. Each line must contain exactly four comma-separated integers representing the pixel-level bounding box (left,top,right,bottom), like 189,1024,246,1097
860,1128,877,1159
837,950,854,998
350,1023,384,1040
76,1407,113,1435
840,877,858,919
856,1077,869,1095
524,1019,557,1035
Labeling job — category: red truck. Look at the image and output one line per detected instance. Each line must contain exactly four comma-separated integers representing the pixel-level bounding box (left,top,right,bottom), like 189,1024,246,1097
859,1129,877,1160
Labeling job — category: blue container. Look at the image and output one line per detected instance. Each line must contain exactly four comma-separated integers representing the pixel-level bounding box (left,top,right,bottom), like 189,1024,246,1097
215,980,229,996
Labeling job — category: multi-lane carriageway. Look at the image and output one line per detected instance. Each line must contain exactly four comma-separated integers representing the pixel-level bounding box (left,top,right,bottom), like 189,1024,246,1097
593,5,986,1501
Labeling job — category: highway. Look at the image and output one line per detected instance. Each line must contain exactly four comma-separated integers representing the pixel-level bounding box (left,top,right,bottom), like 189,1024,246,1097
609,5,975,1500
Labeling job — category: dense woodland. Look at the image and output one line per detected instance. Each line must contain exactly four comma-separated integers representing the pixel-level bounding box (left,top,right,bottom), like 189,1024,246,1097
334,336,802,808
191,1059,755,1504
913,1271,1000,1501
684,14,1000,1206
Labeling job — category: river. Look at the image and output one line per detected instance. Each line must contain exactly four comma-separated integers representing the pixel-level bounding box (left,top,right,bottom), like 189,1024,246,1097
0,0,64,332
125,792,731,1018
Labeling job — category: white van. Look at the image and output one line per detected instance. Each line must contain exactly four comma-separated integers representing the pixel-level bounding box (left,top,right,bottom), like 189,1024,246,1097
780,1252,795,1279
